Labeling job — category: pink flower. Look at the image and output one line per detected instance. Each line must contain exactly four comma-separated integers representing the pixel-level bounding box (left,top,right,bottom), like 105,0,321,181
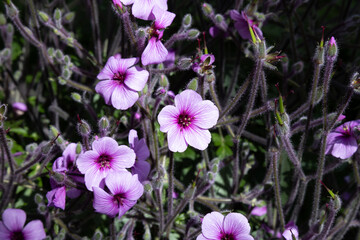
250,206,267,217
93,171,144,218
157,90,219,152
229,10,263,41
0,209,46,240
192,54,215,75
96,55,149,110
326,120,360,159
128,129,151,182
141,6,176,66
282,222,299,240
116,0,167,20
77,137,135,191
197,212,254,240
46,186,66,210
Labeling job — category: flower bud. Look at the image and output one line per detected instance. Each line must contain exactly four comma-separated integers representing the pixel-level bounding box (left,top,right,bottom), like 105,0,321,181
71,92,82,103
63,12,75,23
6,24,14,34
205,71,215,83
77,119,91,137
92,230,103,240
159,75,169,88
187,78,198,91
314,45,325,66
187,29,200,39
38,11,49,23
37,203,47,215
1,48,11,61
144,183,153,193
5,2,19,19
0,104,7,122
212,164,218,174
47,47,55,57
50,125,59,138
76,142,82,154
55,49,64,61
258,40,266,59
54,8,62,21
182,14,192,28
177,57,192,70
153,178,163,190
26,143,38,153
350,72,360,93
291,61,304,75
34,193,44,204
201,3,214,17
0,14,6,25
64,55,71,65
41,142,53,154
58,77,67,85
328,36,338,58
61,67,72,80
184,185,196,200
98,116,110,131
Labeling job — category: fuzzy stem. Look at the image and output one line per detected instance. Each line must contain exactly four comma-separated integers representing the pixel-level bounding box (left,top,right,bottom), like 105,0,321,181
122,11,137,47
271,148,285,231
0,126,14,174
291,180,308,222
167,152,174,219
318,200,338,240
164,32,188,49
155,188,164,237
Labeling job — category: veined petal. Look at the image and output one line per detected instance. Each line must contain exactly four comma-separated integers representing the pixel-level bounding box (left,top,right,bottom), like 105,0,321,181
0,222,11,240
124,174,144,200
124,66,149,91
154,0,167,10
93,187,119,217
95,80,116,105
174,90,202,114
111,85,139,110
119,0,134,5
111,145,136,170
76,150,99,174
84,165,108,191
128,129,138,149
97,64,114,80
196,234,208,240
141,37,168,66
92,137,119,156
330,136,358,159
223,213,251,237
167,126,188,152
201,212,224,239
46,186,66,210
132,160,151,182
133,138,150,161
105,171,132,196
158,105,179,132
191,100,219,129
184,126,211,151
62,143,78,164
153,6,176,29
132,0,155,20
23,220,46,240
118,199,137,218
2,209,26,232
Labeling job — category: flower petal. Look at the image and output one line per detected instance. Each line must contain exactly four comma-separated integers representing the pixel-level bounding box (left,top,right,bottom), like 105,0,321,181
46,186,66,210
183,126,211,151
95,80,116,105
133,138,150,161
118,199,137,218
111,85,139,110
174,90,202,113
2,209,26,232
76,150,99,174
223,213,251,237
105,171,132,195
196,234,208,240
191,100,219,129
128,129,138,149
158,105,179,132
132,160,151,182
0,221,11,240
167,126,188,153
201,212,224,239
141,37,168,66
153,6,176,29
93,187,119,217
111,145,136,170
124,66,149,91
23,220,46,240
119,0,134,5
84,165,108,191
330,136,358,159
131,0,155,20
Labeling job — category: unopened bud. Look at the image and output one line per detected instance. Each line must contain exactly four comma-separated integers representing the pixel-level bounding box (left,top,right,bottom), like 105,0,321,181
6,24,14,34
120,115,128,126
76,142,82,154
77,120,91,136
187,29,200,39
159,75,169,88
37,204,47,214
55,49,64,61
98,116,110,131
328,36,338,58
182,14,192,28
41,142,53,154
38,11,49,23
350,72,360,92
92,230,103,240
178,57,192,70
58,77,67,85
187,78,198,91
26,143,38,153
314,45,325,66
61,67,72,80
137,28,147,39
212,164,218,173
144,183,153,193
201,3,214,17
23,27,34,37
205,71,215,83
315,87,323,104
50,125,59,138
334,195,342,211
5,2,19,19
34,193,43,204
47,47,55,57
258,40,266,59
0,104,8,122
153,178,163,190
64,55,71,65
184,185,196,200
54,8,62,21
71,92,82,103
291,61,304,75
63,12,75,23
1,48,11,61
0,14,6,25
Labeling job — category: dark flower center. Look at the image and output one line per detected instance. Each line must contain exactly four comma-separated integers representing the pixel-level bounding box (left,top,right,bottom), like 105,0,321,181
97,154,112,170
113,72,126,84
220,232,234,240
113,193,125,207
178,113,193,129
148,25,160,39
11,231,24,240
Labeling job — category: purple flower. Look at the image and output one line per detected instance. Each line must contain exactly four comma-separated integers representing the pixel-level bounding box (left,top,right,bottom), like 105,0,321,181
197,211,254,240
192,54,215,75
163,49,175,68
158,90,219,152
96,55,149,110
282,222,299,240
93,171,144,218
0,208,46,240
117,0,167,20
326,120,360,159
77,137,136,191
250,206,267,217
46,186,66,210
128,129,151,182
209,26,229,38
141,6,176,66
12,102,27,112
229,10,263,41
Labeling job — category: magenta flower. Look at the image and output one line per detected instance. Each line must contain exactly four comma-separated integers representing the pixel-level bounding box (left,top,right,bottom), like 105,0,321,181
326,120,360,159
93,171,144,218
115,0,167,20
77,137,136,191
229,10,263,41
128,129,151,182
197,212,254,240
12,102,27,113
0,209,46,240
96,55,149,110
141,6,176,66
192,54,215,76
282,222,299,240
158,90,219,152
46,186,66,210
250,206,267,217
